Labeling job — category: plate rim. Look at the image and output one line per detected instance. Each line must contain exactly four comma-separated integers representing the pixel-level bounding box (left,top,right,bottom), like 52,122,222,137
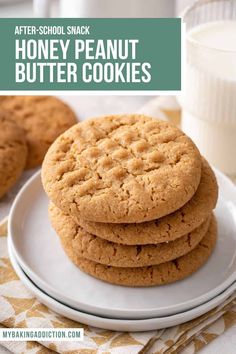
8,168,236,319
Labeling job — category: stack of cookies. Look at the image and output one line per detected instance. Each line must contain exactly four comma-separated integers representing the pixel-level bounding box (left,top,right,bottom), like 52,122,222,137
42,114,218,287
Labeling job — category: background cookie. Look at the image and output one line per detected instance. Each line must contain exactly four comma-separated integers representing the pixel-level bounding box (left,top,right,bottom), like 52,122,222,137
49,202,211,267
71,158,218,244
42,115,202,223
60,216,217,287
0,96,77,169
0,112,27,198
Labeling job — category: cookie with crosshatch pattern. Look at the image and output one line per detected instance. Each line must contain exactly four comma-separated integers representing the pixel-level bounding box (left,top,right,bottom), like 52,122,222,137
42,114,202,223
68,158,218,244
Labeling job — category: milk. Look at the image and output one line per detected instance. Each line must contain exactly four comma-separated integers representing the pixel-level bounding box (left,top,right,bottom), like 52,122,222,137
182,20,236,175
190,21,236,52
189,21,236,79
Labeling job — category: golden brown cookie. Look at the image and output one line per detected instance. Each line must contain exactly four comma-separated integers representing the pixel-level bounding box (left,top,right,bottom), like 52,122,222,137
42,115,202,223
0,112,27,198
69,158,218,244
49,202,211,267
60,216,217,287
0,96,77,169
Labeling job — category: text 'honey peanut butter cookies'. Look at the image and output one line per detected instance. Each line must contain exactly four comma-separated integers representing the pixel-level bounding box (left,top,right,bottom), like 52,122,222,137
49,202,211,268
42,115,202,223
60,216,217,287
0,96,77,169
71,158,218,244
0,112,27,198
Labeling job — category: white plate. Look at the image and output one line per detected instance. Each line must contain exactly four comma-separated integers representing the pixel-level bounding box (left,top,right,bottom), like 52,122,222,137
9,169,236,320
8,241,236,332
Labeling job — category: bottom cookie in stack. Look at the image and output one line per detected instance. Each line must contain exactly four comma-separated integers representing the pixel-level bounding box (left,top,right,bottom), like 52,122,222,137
49,204,217,287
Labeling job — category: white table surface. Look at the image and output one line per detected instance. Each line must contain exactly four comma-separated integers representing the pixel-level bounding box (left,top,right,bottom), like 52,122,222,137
0,1,236,352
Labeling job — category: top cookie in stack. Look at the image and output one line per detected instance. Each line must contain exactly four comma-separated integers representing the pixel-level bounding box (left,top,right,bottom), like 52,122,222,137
42,115,218,287
42,114,202,223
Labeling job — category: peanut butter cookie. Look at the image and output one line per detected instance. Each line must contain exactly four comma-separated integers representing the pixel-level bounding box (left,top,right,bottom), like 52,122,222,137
0,96,77,169
49,202,211,267
0,112,27,198
60,216,217,287
70,158,218,244
42,115,202,223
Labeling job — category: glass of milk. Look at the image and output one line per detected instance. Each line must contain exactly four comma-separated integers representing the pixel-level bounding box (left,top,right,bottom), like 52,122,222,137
181,0,236,177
